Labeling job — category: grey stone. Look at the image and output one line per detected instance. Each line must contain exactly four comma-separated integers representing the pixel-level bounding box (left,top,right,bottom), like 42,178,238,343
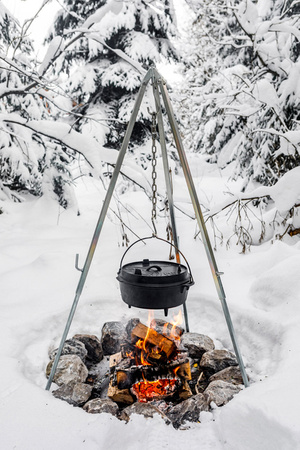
53,382,93,406
181,333,215,358
119,402,170,423
101,321,127,355
125,318,140,338
208,366,244,385
73,334,103,364
167,393,209,429
46,355,88,386
49,339,88,362
204,380,242,406
200,349,238,375
83,398,119,415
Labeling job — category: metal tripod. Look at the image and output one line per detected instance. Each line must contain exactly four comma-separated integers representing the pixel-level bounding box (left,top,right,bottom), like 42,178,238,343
46,67,249,391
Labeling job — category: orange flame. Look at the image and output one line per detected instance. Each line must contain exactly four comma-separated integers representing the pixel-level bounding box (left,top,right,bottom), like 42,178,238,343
147,310,155,328
170,310,183,341
173,365,180,377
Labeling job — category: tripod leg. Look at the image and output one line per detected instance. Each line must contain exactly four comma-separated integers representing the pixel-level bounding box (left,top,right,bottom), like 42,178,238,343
152,77,190,332
46,70,152,391
157,72,249,387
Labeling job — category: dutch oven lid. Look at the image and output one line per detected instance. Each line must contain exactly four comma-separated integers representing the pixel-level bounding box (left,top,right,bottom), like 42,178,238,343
118,258,190,286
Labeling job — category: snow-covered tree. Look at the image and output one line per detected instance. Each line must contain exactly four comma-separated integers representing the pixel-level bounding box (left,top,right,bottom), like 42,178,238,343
0,1,119,208
0,2,77,206
47,0,178,148
180,0,300,189
0,4,43,200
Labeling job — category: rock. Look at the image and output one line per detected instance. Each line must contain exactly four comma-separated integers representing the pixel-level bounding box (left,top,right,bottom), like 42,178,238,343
167,393,209,429
49,339,88,362
53,382,93,406
208,366,244,385
125,318,140,337
204,380,242,406
87,356,110,398
101,321,127,355
119,402,170,423
46,355,88,386
200,349,238,375
73,334,103,365
83,398,119,416
181,333,215,358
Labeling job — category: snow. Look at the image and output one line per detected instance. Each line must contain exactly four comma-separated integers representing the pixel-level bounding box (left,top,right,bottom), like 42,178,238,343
83,0,124,29
38,36,65,76
1,113,118,170
1,156,300,449
207,165,300,218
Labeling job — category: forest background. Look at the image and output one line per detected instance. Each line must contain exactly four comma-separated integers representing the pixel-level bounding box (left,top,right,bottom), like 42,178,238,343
1,0,299,248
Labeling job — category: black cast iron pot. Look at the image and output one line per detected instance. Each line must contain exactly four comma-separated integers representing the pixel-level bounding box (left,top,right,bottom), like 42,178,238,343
117,236,194,312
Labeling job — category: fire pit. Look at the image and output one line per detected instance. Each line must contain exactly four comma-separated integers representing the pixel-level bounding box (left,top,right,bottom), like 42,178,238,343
46,314,245,429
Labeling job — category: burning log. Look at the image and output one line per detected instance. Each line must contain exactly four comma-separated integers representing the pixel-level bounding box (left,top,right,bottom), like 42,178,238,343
108,321,193,403
150,318,184,340
131,322,177,360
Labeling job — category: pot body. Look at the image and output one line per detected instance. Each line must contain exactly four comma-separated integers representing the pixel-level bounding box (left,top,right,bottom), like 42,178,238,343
117,259,194,310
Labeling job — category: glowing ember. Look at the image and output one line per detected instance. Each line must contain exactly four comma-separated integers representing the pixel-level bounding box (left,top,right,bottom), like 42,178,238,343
132,378,179,403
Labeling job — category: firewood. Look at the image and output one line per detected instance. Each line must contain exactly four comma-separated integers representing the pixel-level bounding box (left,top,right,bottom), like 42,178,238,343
107,381,134,404
120,341,135,359
131,323,177,359
116,370,136,390
116,370,128,386
109,352,122,368
147,351,167,365
177,361,192,380
150,318,184,340
179,380,193,400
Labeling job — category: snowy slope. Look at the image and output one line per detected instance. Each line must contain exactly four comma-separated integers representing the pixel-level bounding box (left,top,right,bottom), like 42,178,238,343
1,156,300,449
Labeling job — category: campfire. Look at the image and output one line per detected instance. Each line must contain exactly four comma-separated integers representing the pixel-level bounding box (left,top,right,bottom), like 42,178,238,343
46,311,244,428
108,313,192,404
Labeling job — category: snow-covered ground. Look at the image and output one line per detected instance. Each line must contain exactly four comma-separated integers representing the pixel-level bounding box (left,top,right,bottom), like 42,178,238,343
1,155,300,449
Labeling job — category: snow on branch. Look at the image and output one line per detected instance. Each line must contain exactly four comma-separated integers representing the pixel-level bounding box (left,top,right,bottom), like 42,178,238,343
88,32,146,75
0,53,42,88
38,36,65,77
202,167,300,251
1,113,118,170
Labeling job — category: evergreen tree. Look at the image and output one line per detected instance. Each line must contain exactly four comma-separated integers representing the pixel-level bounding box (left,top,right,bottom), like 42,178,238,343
0,3,75,206
180,0,300,189
47,0,178,149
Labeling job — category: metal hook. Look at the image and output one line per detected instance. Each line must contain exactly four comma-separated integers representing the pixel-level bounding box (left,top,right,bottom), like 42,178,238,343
75,254,83,272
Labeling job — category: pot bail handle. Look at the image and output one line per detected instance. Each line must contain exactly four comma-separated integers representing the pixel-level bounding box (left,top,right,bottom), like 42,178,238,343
118,235,194,283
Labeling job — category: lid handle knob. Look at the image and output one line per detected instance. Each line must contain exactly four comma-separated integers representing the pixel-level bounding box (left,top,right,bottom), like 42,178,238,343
146,265,162,272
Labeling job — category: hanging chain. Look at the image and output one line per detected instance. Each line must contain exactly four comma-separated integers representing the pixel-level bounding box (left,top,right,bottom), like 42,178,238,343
151,111,158,235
